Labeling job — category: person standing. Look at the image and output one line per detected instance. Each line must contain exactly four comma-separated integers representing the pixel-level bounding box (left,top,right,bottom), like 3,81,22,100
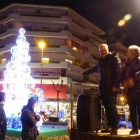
122,45,140,134
0,92,7,140
81,44,121,135
21,97,40,140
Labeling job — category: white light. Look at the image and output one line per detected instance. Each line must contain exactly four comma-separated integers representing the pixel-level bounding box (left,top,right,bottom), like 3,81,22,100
120,97,124,101
65,59,72,64
42,58,49,61
1,58,6,62
42,57,49,63
3,28,44,130
19,28,25,35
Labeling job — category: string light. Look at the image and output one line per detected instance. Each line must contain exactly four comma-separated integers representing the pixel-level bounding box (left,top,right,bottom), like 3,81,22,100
3,28,43,130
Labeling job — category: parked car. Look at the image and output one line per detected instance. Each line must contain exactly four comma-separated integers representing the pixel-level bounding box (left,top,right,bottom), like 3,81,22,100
118,120,132,129
102,113,132,129
118,113,132,129
60,117,70,123
60,113,77,123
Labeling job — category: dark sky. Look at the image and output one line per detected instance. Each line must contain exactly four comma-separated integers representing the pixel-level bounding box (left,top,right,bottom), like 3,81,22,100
1,0,140,47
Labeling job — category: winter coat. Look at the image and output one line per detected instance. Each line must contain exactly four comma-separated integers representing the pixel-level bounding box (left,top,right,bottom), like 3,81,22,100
21,105,40,140
0,103,7,132
83,53,121,95
122,57,140,94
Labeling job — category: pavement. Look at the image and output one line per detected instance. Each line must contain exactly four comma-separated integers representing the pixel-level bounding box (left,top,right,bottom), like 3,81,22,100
71,128,140,140
42,125,140,136
43,125,138,135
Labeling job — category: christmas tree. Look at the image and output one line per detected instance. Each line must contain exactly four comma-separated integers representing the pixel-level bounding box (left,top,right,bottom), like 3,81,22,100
3,28,43,129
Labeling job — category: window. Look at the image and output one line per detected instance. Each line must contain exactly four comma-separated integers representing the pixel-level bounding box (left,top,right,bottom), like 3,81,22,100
42,58,49,63
65,59,72,64
61,69,67,77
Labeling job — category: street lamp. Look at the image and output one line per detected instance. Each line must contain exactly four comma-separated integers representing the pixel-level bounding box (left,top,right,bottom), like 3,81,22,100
38,41,46,89
120,97,124,102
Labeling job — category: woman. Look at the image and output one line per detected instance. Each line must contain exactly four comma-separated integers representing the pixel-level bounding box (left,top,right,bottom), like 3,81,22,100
122,45,140,134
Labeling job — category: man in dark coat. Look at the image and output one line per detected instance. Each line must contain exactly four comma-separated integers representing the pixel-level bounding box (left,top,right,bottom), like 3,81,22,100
21,97,40,140
82,44,121,135
122,45,140,134
0,92,7,140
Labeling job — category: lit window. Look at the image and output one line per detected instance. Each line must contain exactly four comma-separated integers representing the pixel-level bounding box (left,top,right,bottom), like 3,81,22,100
72,47,77,51
65,59,72,64
42,58,49,63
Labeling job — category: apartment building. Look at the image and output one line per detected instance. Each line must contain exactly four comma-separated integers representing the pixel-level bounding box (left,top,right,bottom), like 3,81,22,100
0,3,106,102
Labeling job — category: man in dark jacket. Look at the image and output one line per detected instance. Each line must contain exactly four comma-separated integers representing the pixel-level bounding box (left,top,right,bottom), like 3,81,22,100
82,44,121,135
122,45,140,134
21,97,40,140
0,92,7,140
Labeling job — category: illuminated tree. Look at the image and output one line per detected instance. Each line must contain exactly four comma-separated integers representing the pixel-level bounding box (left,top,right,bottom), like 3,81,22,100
2,28,43,129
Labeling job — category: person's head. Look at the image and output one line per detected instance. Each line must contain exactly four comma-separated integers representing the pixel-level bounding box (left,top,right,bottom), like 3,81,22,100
27,97,36,108
98,44,109,58
0,92,5,103
127,45,140,59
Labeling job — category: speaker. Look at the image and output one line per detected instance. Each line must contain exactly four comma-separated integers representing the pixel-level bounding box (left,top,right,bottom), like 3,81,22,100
77,94,91,132
77,94,101,132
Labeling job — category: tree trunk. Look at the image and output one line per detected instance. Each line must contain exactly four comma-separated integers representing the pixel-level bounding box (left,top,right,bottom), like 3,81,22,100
57,91,59,114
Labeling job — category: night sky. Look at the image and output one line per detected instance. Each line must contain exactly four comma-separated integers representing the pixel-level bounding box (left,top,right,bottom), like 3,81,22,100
1,0,140,47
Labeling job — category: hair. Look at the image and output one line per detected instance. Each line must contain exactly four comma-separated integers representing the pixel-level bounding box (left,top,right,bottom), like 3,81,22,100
128,45,140,58
27,97,36,106
0,92,5,102
98,44,109,52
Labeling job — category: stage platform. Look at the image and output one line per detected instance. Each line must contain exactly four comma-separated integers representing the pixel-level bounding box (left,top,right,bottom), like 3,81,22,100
6,125,68,138
70,128,140,140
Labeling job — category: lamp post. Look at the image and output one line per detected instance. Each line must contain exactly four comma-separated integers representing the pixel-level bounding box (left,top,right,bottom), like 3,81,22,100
39,41,45,89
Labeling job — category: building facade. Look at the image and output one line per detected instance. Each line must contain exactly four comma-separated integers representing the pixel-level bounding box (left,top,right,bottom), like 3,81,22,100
0,3,106,100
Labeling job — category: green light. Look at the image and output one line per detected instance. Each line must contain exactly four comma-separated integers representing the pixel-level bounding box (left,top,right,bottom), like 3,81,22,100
124,14,132,21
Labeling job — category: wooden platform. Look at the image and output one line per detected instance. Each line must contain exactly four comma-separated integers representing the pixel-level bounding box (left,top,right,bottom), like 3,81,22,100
70,128,140,140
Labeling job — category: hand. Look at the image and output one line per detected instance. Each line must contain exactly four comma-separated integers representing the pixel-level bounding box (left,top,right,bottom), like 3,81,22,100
35,114,40,121
113,87,118,92
126,78,134,88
